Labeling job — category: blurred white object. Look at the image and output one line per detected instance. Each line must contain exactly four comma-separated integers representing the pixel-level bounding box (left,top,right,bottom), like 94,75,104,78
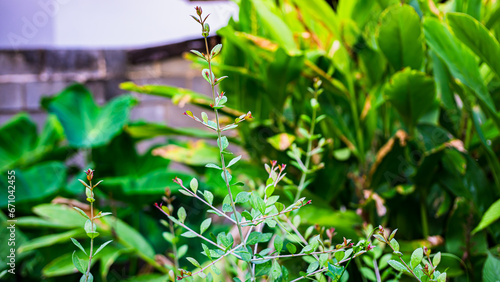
0,0,237,49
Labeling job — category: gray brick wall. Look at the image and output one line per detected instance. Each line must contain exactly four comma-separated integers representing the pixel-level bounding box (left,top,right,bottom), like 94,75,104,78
0,48,211,132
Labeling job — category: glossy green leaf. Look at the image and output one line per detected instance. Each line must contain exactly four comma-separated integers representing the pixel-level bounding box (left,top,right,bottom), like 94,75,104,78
46,84,136,148
424,18,500,130
18,229,82,253
388,260,406,272
93,240,113,257
252,0,296,51
410,248,423,269
378,4,424,70
200,218,212,234
72,251,87,274
447,13,500,79
384,68,436,130
472,198,500,233
274,235,284,254
482,253,500,282
71,238,87,255
0,113,64,171
0,162,66,208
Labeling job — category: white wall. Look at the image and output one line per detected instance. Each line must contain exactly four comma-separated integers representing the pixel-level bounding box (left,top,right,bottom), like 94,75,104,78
0,0,237,49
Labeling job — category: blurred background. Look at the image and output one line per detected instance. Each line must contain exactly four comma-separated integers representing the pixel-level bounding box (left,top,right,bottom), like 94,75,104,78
1,0,500,281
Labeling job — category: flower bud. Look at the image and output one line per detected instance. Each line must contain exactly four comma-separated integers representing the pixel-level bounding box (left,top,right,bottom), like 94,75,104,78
85,168,94,181
195,6,202,17
202,23,210,37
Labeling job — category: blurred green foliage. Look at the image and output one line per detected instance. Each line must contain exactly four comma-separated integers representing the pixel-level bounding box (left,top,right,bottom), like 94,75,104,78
122,0,500,280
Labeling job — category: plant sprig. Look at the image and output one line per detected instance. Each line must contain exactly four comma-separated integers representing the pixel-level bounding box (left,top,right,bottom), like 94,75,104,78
71,169,112,282
154,7,374,281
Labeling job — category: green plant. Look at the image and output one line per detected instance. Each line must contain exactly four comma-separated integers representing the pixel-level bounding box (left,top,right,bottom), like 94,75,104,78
70,169,112,282
373,226,446,282
0,85,207,280
123,0,500,280
155,7,373,281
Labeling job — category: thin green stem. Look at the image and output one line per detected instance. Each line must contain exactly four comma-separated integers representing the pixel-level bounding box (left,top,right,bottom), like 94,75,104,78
168,218,179,279
294,93,318,202
85,182,94,282
203,36,245,246
420,189,429,238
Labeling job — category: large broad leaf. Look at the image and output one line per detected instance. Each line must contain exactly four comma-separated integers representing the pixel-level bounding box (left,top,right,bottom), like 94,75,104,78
337,0,376,28
101,217,156,267
472,198,500,234
483,253,500,282
384,68,436,131
447,13,500,79
378,4,424,70
152,140,221,166
0,114,65,172
18,229,83,253
424,18,500,130
46,84,136,148
120,82,244,117
125,122,218,140
0,162,66,208
252,0,296,51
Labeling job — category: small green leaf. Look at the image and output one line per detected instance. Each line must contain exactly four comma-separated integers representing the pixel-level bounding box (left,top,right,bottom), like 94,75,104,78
389,229,398,241
227,155,242,168
205,163,222,170
201,112,208,123
221,170,232,183
72,251,87,274
265,185,275,198
235,192,251,203
217,136,229,150
94,212,112,219
437,273,447,282
286,243,296,254
190,50,205,59
190,178,198,193
84,220,97,234
247,232,262,245
307,261,319,274
204,191,214,205
335,251,345,262
472,198,500,234
388,260,406,272
410,248,423,269
177,207,187,224
270,260,282,279
70,238,87,255
390,238,400,252
202,69,215,84
177,245,188,258
187,257,201,268
274,235,284,253
200,218,212,234
86,231,99,239
73,207,90,220
93,240,112,257
433,252,441,267
181,231,197,238
211,44,222,58
211,265,221,275
373,234,385,243
250,192,266,215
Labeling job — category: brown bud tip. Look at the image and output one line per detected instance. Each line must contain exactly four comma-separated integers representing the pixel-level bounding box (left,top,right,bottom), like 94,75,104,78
173,177,183,186
85,168,94,181
195,6,202,16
